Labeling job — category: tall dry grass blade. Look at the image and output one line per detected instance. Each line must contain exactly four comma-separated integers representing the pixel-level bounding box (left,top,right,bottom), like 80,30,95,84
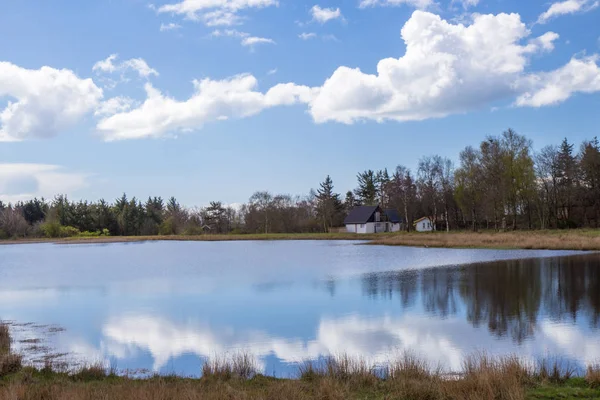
0,323,10,355
586,364,600,388
202,352,258,380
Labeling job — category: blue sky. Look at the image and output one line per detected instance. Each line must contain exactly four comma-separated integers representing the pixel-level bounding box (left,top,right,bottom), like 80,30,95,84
1,0,599,206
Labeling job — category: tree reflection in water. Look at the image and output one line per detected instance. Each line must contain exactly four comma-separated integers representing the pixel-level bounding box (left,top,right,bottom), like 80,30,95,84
360,254,600,343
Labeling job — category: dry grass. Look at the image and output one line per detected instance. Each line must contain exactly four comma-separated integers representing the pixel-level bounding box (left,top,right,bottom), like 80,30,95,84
202,353,259,380
0,325,598,400
372,229,600,250
3,229,600,250
0,323,23,378
587,364,600,388
0,324,10,355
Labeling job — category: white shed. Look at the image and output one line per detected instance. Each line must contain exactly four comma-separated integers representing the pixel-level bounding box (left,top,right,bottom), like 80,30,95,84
414,217,434,232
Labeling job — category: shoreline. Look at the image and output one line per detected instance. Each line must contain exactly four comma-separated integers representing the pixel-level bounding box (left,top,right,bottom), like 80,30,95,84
1,230,600,251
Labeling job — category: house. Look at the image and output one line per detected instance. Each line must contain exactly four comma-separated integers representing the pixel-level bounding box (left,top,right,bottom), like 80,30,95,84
344,206,405,234
414,216,434,232
384,208,404,232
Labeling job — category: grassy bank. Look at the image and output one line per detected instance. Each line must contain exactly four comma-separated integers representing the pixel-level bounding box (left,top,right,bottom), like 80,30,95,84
3,229,600,251
370,229,600,251
2,325,600,399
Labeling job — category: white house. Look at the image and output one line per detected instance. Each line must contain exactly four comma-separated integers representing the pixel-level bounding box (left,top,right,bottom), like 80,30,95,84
344,206,405,234
414,216,434,232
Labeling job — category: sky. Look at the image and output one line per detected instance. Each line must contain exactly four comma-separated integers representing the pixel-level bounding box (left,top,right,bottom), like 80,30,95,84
0,0,599,206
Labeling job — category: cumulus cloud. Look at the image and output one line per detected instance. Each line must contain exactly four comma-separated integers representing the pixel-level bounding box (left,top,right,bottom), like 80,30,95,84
93,54,158,79
359,0,434,9
307,11,549,124
515,56,600,107
310,5,343,23
537,0,599,24
0,164,89,203
160,22,182,31
94,96,136,117
157,0,278,26
96,74,316,141
0,62,102,141
530,32,561,52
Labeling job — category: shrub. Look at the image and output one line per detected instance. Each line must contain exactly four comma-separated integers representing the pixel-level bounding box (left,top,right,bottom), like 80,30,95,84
40,221,62,238
101,228,110,236
60,226,81,237
78,230,102,237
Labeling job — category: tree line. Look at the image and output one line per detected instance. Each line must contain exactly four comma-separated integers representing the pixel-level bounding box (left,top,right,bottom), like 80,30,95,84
1,128,599,238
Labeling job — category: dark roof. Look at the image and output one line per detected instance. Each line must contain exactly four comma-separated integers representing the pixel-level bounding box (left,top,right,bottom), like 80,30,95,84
344,205,380,224
384,209,402,223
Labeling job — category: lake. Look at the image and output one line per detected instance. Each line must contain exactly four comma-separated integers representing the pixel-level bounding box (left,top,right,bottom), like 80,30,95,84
1,240,598,377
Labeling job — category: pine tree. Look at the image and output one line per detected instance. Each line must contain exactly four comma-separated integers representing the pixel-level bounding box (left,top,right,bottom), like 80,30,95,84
354,170,378,205
316,175,342,232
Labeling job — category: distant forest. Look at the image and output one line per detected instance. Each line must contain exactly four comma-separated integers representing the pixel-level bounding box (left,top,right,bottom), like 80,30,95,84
1,128,599,238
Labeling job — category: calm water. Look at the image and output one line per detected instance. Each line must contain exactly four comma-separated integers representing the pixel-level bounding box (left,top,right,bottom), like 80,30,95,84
0,240,598,377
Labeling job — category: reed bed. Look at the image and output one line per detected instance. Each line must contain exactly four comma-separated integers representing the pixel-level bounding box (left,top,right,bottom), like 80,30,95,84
1,325,599,399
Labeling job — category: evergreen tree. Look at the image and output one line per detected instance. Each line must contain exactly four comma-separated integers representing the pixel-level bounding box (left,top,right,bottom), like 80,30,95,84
354,170,378,205
316,175,343,232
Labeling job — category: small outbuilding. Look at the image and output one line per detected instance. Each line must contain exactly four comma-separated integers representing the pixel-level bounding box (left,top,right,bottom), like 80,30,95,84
344,206,405,234
414,216,434,232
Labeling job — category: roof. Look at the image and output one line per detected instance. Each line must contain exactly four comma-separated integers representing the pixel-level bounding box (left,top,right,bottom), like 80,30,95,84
384,209,402,223
344,205,380,224
414,216,431,224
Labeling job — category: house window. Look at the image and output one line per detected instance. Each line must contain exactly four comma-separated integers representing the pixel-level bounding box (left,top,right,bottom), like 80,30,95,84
360,224,365,228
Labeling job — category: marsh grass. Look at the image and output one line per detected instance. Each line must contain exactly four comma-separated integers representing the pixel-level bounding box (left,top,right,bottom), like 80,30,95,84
0,323,22,378
0,323,10,356
587,364,600,388
202,352,259,380
0,325,598,400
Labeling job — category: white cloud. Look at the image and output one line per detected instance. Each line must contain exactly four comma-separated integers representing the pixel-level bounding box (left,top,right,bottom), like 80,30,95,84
211,29,275,47
515,56,600,107
94,97,136,117
530,32,560,51
157,0,278,26
93,54,158,79
299,32,317,40
359,0,435,9
96,74,316,141
241,36,275,46
160,22,182,31
311,5,342,23
121,58,159,78
267,68,278,75
537,0,599,24
0,62,102,141
0,164,88,203
452,0,479,8
307,11,550,124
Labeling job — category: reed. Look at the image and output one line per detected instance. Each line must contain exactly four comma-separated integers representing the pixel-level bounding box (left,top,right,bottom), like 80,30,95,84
0,327,598,400
201,352,259,380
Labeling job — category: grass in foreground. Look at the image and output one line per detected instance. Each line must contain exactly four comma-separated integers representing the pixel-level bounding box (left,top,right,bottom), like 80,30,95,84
2,325,600,400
